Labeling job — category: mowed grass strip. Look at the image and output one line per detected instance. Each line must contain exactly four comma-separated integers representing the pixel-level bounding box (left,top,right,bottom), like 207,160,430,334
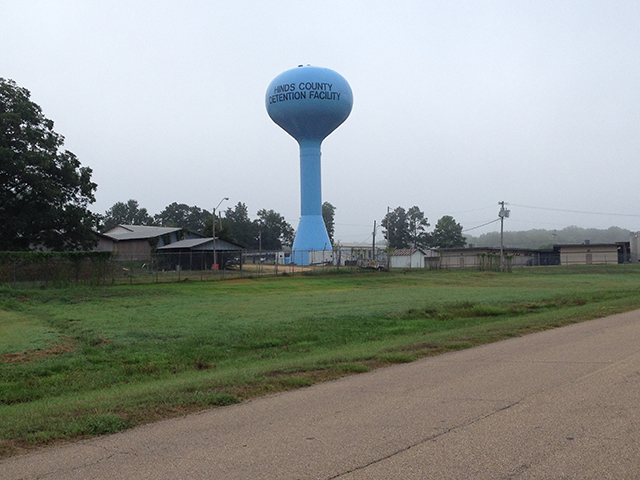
2,266,640,457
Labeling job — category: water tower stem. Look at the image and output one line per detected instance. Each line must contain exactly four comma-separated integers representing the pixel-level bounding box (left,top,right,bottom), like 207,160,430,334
299,141,323,216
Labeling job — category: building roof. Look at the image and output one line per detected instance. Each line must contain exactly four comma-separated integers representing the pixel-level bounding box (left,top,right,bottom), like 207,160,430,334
103,225,185,241
439,246,538,253
157,238,242,251
556,243,623,248
392,248,424,256
336,242,387,249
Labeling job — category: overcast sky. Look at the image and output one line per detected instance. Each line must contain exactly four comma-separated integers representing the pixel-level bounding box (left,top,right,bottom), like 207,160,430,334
4,1,640,243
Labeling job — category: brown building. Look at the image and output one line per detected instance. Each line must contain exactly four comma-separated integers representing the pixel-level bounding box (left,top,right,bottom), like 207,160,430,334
97,225,204,261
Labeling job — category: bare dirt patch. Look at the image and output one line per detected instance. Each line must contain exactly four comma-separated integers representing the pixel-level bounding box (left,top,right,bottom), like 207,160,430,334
0,338,76,364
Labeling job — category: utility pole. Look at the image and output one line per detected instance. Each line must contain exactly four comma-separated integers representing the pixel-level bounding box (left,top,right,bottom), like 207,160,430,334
212,212,216,269
386,206,391,269
498,201,510,272
372,220,376,264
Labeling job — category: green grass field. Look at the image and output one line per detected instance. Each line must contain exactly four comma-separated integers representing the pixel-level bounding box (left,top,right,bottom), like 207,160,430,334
2,266,640,457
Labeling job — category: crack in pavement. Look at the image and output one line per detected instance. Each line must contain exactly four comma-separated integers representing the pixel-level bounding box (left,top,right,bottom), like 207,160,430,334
327,352,640,479
327,400,522,479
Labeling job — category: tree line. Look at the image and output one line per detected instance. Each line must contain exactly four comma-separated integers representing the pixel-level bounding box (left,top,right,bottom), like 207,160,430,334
101,199,338,252
102,200,467,251
466,225,633,250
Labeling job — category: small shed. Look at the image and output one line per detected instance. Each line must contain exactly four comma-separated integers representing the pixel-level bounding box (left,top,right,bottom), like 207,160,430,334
390,248,437,269
156,237,243,270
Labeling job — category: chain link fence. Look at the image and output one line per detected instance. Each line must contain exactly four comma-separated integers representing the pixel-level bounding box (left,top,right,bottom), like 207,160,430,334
0,252,115,288
0,249,390,288
2,249,636,288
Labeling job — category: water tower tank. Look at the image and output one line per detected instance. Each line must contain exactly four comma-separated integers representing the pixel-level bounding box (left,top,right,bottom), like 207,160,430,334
266,65,353,265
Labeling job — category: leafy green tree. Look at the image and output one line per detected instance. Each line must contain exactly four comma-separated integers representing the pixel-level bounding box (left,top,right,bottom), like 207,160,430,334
201,202,294,250
210,216,237,244
0,78,98,251
255,209,295,250
322,201,336,244
406,206,430,248
203,213,236,245
382,207,409,248
215,202,258,247
382,206,430,249
102,199,155,232
430,215,466,248
155,202,209,234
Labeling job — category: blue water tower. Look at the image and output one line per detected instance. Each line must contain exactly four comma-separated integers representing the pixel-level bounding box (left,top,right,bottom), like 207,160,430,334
266,65,353,265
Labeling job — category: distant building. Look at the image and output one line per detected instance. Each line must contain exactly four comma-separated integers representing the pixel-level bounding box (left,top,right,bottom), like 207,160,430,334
438,247,538,269
92,231,116,253
390,248,438,269
631,233,640,263
97,225,203,261
557,242,628,265
157,237,243,270
438,242,631,269
334,242,387,267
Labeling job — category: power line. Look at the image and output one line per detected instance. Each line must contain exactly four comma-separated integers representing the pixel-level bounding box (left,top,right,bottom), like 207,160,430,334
462,218,500,232
510,203,640,218
507,218,575,228
335,223,375,227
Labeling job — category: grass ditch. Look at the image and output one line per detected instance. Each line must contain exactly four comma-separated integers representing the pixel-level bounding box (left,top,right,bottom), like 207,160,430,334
2,266,640,458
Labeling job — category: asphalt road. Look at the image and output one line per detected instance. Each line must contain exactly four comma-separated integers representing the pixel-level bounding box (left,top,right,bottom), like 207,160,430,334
3,310,640,479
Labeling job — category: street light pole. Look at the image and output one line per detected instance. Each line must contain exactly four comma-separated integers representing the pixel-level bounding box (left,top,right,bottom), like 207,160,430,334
213,197,229,270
